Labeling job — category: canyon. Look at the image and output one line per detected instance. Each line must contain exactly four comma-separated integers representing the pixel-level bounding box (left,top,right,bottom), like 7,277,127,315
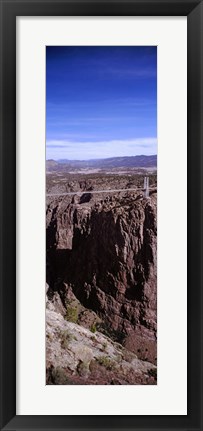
46,168,157,384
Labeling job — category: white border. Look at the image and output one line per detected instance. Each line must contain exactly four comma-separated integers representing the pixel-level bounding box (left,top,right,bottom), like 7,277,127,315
16,17,187,415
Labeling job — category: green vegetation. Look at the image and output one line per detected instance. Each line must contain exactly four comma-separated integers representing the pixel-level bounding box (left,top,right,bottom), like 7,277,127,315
60,329,73,349
90,322,97,333
97,356,115,371
77,360,90,377
49,367,72,385
65,306,78,323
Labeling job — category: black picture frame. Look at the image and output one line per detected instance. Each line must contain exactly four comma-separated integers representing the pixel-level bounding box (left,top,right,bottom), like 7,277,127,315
0,0,202,430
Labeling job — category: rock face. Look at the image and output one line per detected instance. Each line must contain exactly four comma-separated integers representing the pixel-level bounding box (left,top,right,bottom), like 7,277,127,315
46,191,157,364
46,300,157,385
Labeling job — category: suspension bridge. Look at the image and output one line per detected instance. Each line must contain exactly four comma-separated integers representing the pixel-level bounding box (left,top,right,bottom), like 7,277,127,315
47,177,152,198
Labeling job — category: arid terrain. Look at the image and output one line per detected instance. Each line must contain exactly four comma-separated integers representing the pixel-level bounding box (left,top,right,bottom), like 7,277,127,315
46,158,157,385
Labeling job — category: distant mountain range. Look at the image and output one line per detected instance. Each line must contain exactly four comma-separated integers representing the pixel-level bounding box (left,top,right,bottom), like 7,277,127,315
46,155,157,171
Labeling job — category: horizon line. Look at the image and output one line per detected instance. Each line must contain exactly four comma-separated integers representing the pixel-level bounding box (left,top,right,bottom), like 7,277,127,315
46,154,157,162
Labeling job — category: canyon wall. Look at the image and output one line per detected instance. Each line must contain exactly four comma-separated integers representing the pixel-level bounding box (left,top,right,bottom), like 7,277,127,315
46,192,157,363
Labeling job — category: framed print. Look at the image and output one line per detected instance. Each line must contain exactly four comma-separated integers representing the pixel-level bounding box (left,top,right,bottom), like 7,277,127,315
18,16,187,416
0,0,203,430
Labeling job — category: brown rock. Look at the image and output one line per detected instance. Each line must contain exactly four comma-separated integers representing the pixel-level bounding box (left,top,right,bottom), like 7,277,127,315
46,192,157,363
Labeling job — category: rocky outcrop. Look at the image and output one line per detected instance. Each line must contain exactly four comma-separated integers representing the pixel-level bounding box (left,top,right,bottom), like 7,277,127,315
46,299,156,385
46,191,157,363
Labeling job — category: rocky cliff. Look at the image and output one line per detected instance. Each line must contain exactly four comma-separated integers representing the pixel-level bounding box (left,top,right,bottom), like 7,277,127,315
46,190,157,364
46,298,156,385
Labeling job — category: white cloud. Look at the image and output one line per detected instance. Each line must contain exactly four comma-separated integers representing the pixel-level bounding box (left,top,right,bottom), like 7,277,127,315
46,137,157,160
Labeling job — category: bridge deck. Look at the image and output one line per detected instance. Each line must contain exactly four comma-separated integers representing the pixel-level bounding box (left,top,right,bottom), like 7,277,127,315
46,187,155,197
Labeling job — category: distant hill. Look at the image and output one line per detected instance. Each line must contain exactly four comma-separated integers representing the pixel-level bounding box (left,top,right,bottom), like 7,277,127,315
46,155,157,171
46,159,59,168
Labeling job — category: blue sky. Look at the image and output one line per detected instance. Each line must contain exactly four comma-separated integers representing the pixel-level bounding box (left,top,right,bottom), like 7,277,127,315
46,46,157,160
